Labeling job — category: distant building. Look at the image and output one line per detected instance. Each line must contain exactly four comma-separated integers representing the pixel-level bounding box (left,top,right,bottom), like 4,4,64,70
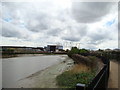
32,47,44,51
46,45,63,52
1,46,44,53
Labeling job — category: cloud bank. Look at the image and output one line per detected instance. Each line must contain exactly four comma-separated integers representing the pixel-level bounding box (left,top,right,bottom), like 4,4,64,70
1,1,118,49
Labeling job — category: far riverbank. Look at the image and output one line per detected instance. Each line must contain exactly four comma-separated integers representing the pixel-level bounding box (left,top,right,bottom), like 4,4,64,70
1,53,67,58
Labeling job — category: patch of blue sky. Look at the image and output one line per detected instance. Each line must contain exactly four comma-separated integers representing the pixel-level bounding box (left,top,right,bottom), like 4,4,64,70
3,17,12,22
106,19,115,27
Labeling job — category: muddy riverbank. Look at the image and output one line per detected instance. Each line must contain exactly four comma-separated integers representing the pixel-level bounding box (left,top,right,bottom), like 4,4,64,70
3,55,71,88
13,56,74,88
1,53,67,58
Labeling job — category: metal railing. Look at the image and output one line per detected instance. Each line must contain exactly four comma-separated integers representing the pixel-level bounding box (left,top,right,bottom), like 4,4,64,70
76,55,110,90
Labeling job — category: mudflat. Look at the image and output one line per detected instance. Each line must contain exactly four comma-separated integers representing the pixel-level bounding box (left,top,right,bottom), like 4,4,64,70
13,56,74,88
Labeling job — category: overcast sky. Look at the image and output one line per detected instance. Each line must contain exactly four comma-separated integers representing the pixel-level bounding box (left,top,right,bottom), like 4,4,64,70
0,0,118,50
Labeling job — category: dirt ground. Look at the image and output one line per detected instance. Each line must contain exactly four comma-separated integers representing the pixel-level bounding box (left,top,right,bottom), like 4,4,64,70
108,61,119,89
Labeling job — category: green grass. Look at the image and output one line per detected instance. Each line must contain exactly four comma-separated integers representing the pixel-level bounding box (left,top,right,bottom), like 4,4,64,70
56,71,95,88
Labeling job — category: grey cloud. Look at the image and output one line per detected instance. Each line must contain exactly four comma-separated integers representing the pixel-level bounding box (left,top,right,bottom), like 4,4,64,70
87,28,113,45
2,21,22,38
26,15,51,32
2,2,26,20
2,2,51,32
90,33,107,41
1,2,118,49
62,36,80,42
46,28,62,36
62,24,88,41
2,20,30,39
61,25,87,42
74,25,87,37
72,2,114,23
84,44,97,50
2,2,67,33
58,9,71,22
2,29,20,37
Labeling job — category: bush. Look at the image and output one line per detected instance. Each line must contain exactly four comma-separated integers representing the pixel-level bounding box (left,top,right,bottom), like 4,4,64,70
68,47,79,57
67,47,90,57
56,71,95,88
79,49,89,56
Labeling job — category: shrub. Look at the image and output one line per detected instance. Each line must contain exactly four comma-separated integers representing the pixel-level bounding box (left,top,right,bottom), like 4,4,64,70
79,49,89,56
68,47,79,57
56,71,95,88
67,47,90,57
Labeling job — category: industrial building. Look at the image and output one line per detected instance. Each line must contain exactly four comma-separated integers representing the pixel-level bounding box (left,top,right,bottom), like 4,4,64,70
46,45,63,52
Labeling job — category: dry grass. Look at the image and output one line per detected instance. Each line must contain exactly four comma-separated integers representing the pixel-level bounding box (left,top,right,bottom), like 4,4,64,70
70,63,91,74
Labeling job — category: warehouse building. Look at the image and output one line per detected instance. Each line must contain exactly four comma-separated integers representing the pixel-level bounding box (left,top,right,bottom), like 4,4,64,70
46,45,63,52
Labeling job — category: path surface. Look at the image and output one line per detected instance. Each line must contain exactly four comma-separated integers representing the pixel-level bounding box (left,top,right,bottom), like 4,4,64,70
108,61,119,88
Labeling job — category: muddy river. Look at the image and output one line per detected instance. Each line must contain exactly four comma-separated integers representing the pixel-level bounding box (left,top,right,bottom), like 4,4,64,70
2,55,68,88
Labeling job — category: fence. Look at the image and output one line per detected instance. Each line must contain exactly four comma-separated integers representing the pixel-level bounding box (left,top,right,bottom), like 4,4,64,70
76,54,110,90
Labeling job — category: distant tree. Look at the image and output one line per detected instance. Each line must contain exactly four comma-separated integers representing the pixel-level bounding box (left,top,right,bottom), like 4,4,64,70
98,49,104,52
79,49,89,56
65,49,69,52
68,47,79,57
2,48,15,55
